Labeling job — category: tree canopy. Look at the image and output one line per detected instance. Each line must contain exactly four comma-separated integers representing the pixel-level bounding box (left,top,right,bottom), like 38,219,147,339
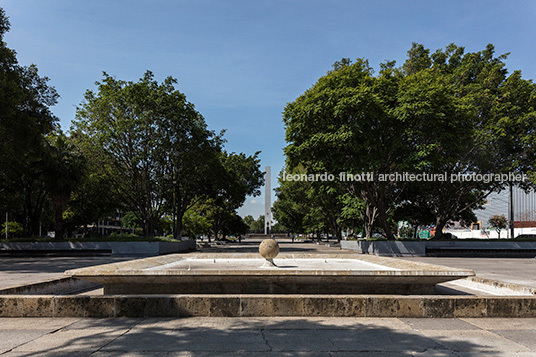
0,8,70,238
1,6,262,240
72,71,263,238
279,43,536,239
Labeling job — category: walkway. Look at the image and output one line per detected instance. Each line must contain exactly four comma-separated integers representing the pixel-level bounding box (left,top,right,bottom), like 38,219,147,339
400,256,536,290
1,237,536,355
0,256,135,290
2,316,536,356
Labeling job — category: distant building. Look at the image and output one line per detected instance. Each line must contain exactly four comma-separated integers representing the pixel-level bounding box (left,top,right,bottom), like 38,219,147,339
445,186,536,239
83,210,127,237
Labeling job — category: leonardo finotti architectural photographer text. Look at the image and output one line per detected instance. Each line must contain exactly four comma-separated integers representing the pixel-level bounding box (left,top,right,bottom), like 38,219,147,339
282,172,527,183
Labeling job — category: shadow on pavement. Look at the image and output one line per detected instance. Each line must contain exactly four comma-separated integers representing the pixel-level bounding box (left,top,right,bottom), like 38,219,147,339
0,256,135,274
2,318,498,356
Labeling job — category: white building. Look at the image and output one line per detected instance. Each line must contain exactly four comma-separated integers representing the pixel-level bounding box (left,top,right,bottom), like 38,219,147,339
445,186,536,239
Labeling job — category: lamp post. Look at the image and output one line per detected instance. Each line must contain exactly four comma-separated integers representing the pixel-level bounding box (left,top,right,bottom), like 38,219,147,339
509,182,515,239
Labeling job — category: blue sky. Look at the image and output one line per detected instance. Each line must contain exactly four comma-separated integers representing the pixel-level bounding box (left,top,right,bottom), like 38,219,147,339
2,0,535,219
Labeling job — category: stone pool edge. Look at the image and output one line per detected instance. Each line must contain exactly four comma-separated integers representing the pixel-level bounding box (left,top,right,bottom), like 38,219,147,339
1,294,535,318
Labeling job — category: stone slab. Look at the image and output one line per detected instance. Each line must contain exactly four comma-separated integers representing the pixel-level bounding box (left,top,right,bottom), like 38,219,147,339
65,253,474,295
492,330,536,351
0,256,136,290
1,294,535,318
420,330,532,354
402,257,536,291
263,329,336,352
2,317,536,355
0,317,79,330
461,318,536,330
100,329,270,353
0,240,196,256
0,277,99,296
341,240,536,257
8,328,128,354
400,318,480,330
0,329,55,354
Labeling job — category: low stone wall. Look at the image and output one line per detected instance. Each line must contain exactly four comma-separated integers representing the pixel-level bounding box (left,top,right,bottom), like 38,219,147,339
0,240,196,256
1,294,535,318
340,240,536,257
341,241,426,256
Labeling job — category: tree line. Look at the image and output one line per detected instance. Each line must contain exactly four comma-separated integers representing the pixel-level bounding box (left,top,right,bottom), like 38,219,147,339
0,8,263,240
274,43,536,240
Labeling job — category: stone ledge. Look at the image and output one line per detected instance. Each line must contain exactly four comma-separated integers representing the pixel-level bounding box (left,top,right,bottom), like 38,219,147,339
0,240,196,256
64,253,474,295
0,277,99,295
341,240,536,257
0,295,535,318
467,276,536,295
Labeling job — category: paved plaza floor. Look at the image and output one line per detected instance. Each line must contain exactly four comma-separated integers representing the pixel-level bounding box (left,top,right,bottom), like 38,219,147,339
1,237,536,355
401,256,536,290
0,256,135,291
1,316,536,356
1,238,534,291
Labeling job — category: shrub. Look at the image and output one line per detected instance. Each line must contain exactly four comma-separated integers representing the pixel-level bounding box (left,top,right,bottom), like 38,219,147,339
1,221,23,239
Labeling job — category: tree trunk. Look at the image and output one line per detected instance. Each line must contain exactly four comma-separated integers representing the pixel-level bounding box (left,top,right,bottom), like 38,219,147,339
51,194,68,240
363,202,377,239
23,188,40,236
434,218,447,239
54,205,65,240
377,211,395,240
22,181,47,237
143,216,155,238
175,215,183,240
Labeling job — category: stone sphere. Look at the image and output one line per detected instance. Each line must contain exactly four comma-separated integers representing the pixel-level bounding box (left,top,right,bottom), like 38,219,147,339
259,239,279,260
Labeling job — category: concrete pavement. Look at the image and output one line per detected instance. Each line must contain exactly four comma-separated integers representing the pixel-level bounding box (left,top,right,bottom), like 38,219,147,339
2,316,536,356
400,256,536,290
0,256,136,290
1,237,534,292
1,238,535,297
2,237,536,355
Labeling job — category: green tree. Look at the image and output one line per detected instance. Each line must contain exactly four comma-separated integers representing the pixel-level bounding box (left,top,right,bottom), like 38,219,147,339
182,205,211,239
243,215,255,231
122,211,141,232
339,193,365,237
395,63,484,237
153,90,225,239
0,8,60,236
62,145,121,238
250,215,265,233
72,71,223,238
205,151,263,239
271,222,286,233
272,171,307,234
488,214,508,239
397,43,536,238
221,212,249,238
44,134,85,239
273,167,351,240
283,58,406,239
1,221,23,239
282,43,536,240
